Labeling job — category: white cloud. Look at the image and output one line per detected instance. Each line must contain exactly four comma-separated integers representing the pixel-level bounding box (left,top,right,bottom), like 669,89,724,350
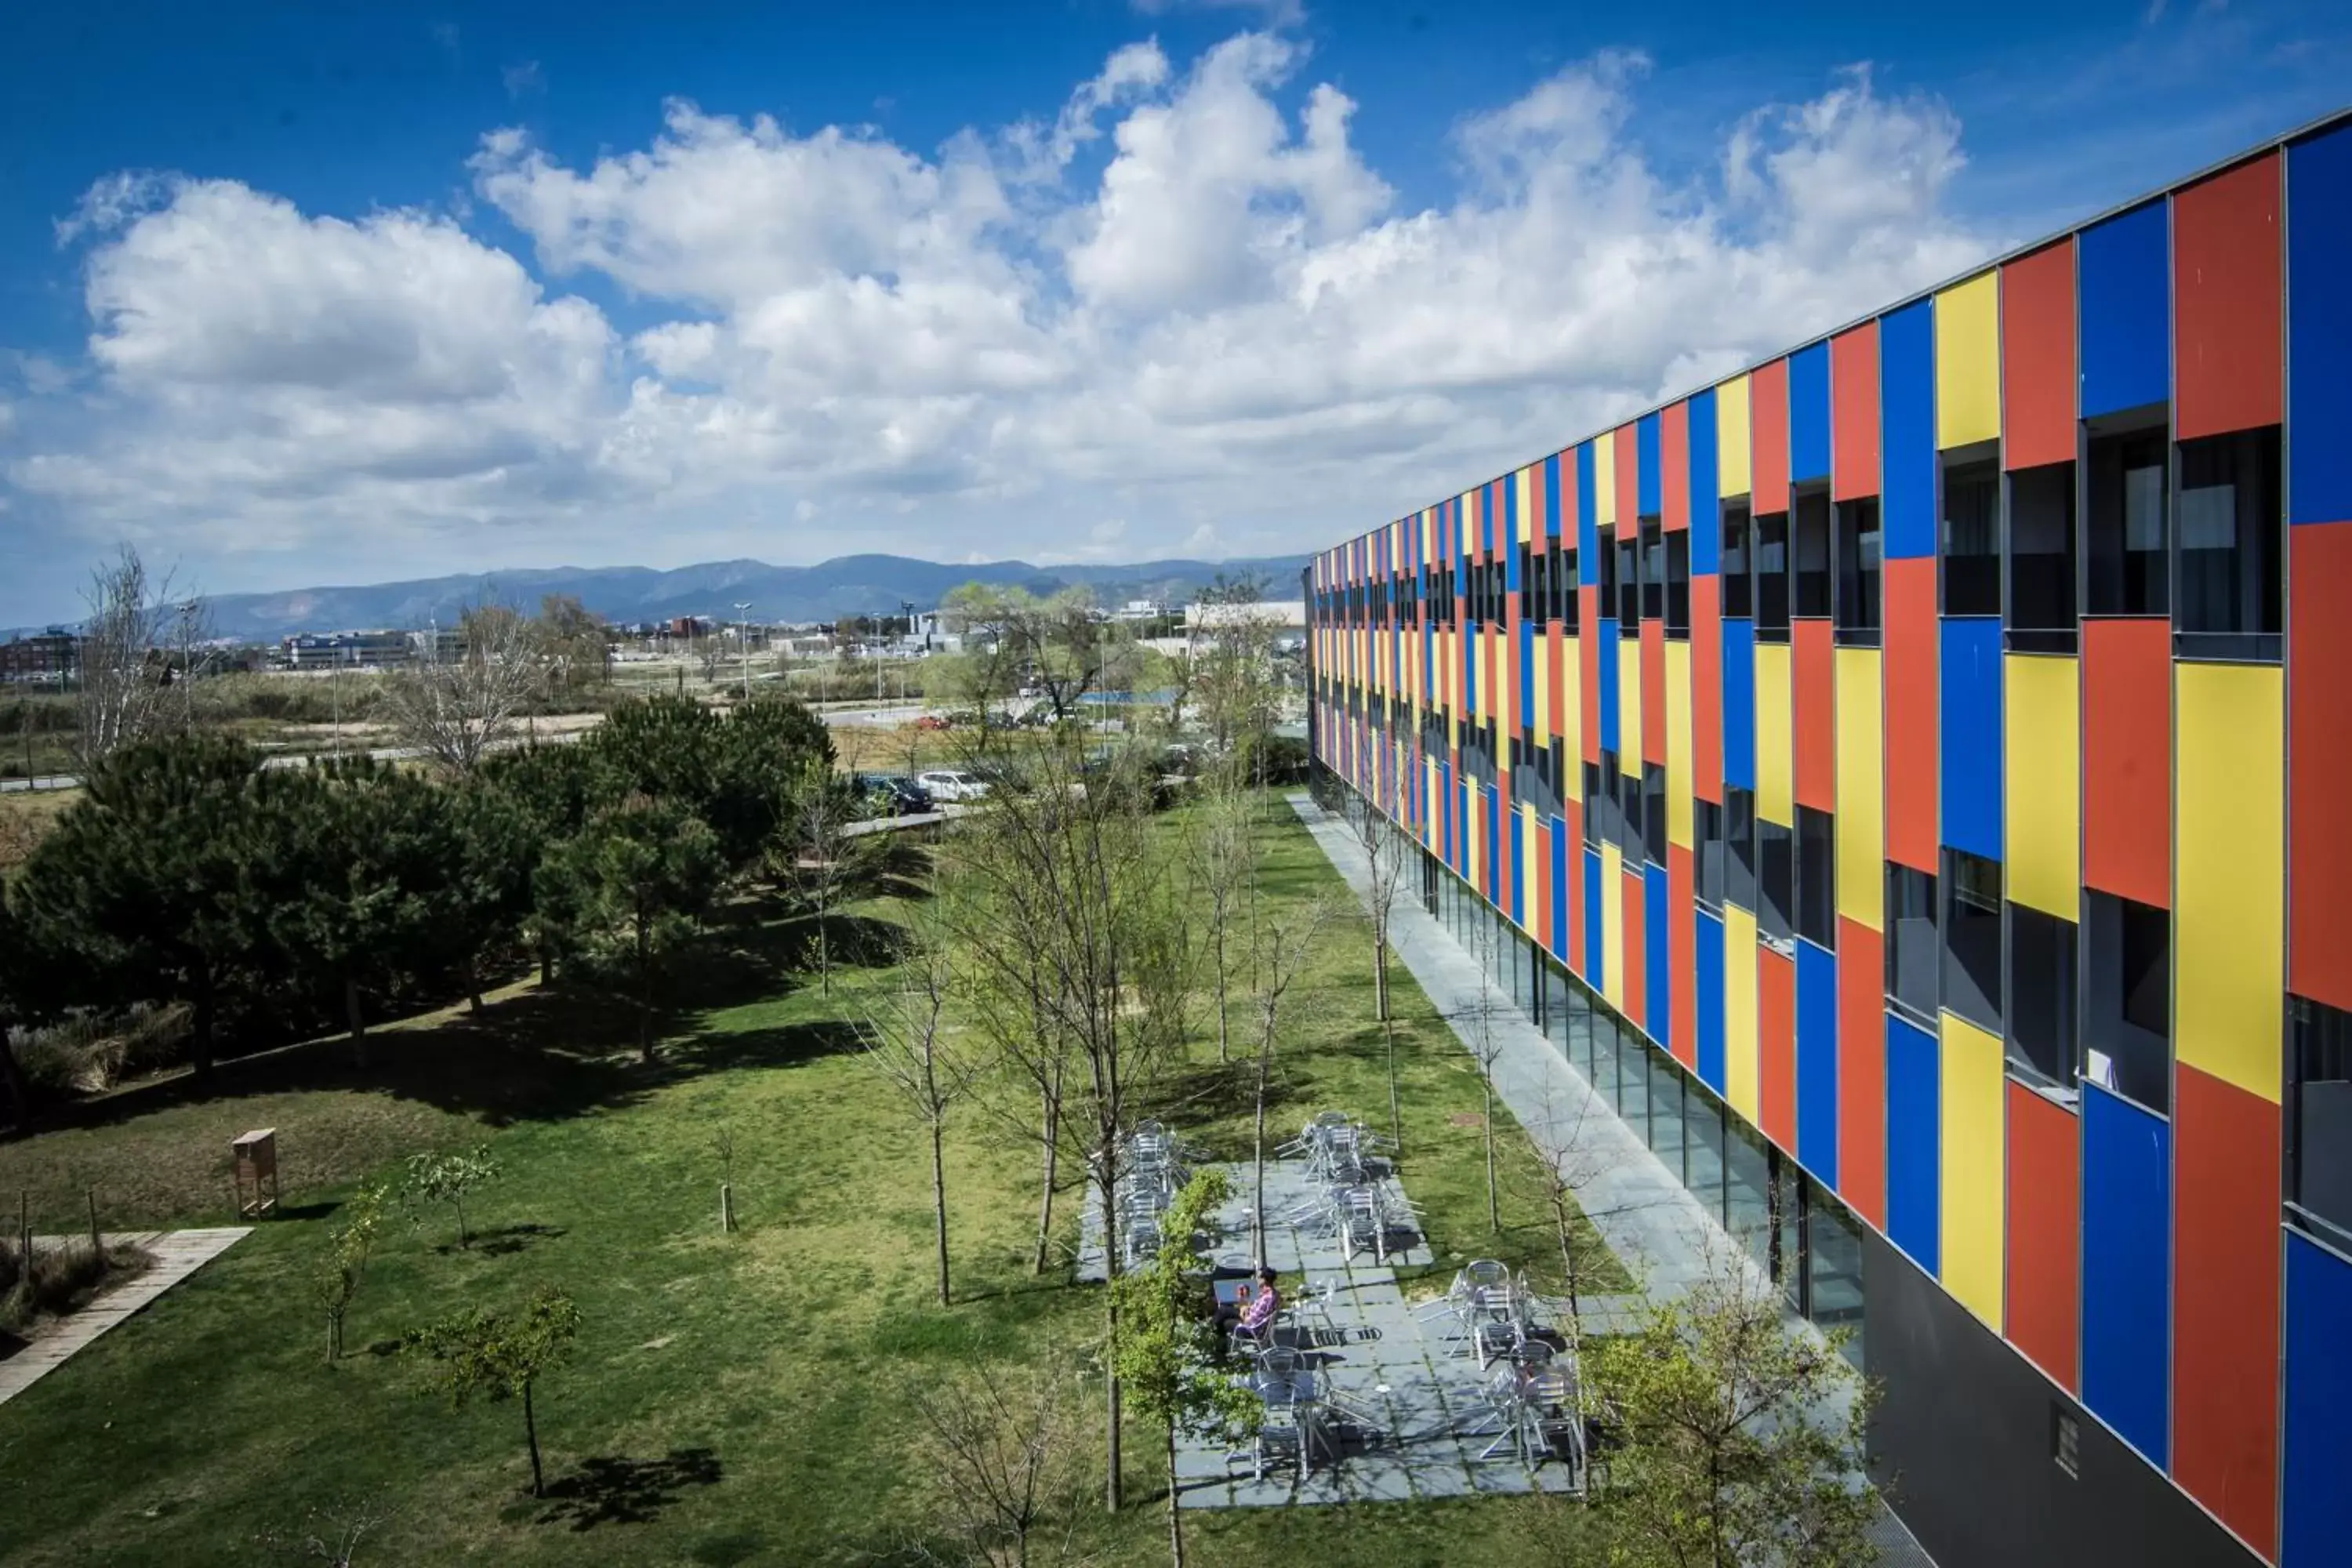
6,33,1999,589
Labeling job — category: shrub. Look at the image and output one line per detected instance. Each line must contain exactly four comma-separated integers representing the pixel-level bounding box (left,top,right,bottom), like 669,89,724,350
7,1003,194,1094
1,1240,150,1336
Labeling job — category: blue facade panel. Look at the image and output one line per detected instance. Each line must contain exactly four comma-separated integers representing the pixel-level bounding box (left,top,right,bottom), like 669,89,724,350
1881,299,1937,559
1790,340,1832,483
2285,1231,2352,1566
1695,906,1727,1094
1690,387,1721,574
1638,412,1662,518
1509,807,1523,927
1938,617,2004,862
1520,620,1535,739
1721,615,1758,790
1584,847,1605,982
2290,122,2352,526
1795,937,1839,1189
1886,1012,1940,1275
2078,200,2172,419
2081,1083,2172,1468
1543,452,1565,540
1645,860,1670,1047
1599,619,1623,757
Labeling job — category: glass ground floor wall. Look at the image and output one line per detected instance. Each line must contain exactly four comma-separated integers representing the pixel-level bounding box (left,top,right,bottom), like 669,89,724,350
1370,793,1865,1370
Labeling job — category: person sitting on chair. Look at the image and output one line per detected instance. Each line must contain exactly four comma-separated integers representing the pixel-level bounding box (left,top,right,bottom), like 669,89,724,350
1219,1267,1282,1356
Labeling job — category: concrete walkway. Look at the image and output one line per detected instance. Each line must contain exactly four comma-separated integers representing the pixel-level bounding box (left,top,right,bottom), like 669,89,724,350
0,1229,251,1407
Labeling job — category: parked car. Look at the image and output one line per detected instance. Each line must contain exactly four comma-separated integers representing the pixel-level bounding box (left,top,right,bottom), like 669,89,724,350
916,768,991,803
913,713,952,731
863,775,934,815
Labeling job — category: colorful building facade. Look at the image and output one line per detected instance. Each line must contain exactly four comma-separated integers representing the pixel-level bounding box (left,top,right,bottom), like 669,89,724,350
1306,114,2351,1568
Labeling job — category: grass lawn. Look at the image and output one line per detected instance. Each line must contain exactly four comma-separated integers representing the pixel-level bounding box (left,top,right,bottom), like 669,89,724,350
0,799,1620,1566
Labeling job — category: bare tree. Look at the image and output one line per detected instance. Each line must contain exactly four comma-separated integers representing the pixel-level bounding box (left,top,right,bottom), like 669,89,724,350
1247,895,1334,1267
944,736,1191,1512
858,914,983,1305
912,1360,1090,1568
1184,768,1257,1065
379,602,544,774
1461,915,1512,1235
1343,793,1410,1152
72,546,188,769
782,756,883,996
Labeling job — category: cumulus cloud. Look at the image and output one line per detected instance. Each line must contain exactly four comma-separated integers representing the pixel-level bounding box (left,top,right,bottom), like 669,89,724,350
7,32,1999,583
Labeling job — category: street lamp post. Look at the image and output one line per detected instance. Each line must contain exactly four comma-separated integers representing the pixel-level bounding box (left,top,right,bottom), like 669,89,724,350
734,602,753,702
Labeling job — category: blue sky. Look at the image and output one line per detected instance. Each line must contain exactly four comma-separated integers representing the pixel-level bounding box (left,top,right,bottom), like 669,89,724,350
1,0,2345,627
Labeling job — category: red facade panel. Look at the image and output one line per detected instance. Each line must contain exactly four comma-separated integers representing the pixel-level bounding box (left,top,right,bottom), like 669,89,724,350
1884,557,1938,873
1759,946,1796,1152
2004,1082,2081,1392
2172,1063,2281,1560
2291,522,2352,1010
1793,619,1836,813
1751,358,1791,514
1623,863,1647,1031
1614,423,1639,532
1641,619,1667,768
2082,617,2172,909
1831,323,1881,501
1563,797,1586,979
1662,401,1691,532
1692,575,1724,805
1837,920,1886,1229
1669,845,1697,1069
2002,238,2078,470
2175,151,2284,442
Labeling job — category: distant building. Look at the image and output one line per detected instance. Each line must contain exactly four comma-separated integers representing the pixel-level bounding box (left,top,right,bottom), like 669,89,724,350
0,630,79,684
281,630,412,668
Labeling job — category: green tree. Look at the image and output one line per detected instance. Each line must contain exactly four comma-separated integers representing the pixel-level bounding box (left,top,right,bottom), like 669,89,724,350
1592,1272,1878,1568
541,796,723,1061
483,742,602,983
782,755,886,996
535,594,609,693
9,735,265,1080
310,1181,392,1362
855,915,981,1305
405,1283,582,1498
0,898,39,1126
1109,1168,1258,1568
402,1145,500,1250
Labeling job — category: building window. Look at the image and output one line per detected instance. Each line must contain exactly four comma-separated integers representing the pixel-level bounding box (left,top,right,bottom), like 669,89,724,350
1794,489,1833,619
2007,903,2079,1092
1722,501,1754,619
1943,849,2003,1033
1835,498,1882,644
1942,448,2002,616
2054,1408,2082,1479
1525,544,1547,626
1697,798,1726,908
1795,805,1835,949
1618,528,1642,626
2084,888,2170,1113
2008,461,2078,652
1583,760,1603,848
2288,994,2352,1249
1726,786,1759,912
1596,752,1624,849
2175,426,2282,659
1807,1189,1866,1373
1641,762,1668,867
1886,862,1939,1022
2087,421,2169,616
1755,512,1791,638
1621,757,1646,861
1666,531,1691,637
1759,818,1795,946
1685,1080,1727,1222
1595,528,1618,622
1560,547,1582,633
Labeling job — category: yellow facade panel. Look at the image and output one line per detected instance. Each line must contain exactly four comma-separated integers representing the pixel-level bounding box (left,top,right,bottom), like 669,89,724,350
1726,904,1761,1123
1939,1014,2006,1331
1560,636,1583,762
2005,654,2081,920
1717,374,1752,499
2176,662,2285,1105
1755,641,1794,826
1595,437,1617,529
1602,843,1625,1008
1934,272,2001,451
1666,640,1693,850
1533,638,1551,749
1835,648,1885,930
1517,466,1534,546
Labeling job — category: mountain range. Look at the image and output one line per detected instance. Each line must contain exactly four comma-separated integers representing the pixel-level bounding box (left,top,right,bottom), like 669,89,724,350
26,553,1314,643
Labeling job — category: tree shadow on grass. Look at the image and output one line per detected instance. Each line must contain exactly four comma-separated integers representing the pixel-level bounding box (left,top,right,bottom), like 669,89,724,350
441,1222,568,1258
536,1447,723,1530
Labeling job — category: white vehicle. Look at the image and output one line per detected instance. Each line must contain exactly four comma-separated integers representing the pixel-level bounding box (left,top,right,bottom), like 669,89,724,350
916,768,991,803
